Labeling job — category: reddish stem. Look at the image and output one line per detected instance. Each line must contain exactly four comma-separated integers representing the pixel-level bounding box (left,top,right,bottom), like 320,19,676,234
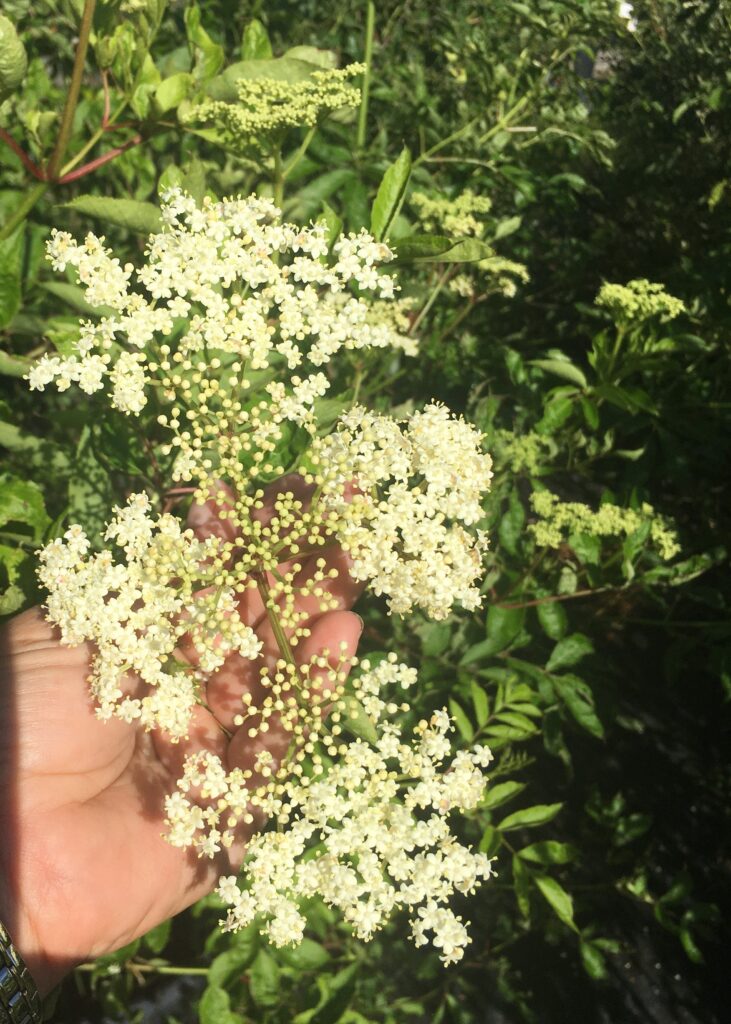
0,127,46,181
56,134,144,184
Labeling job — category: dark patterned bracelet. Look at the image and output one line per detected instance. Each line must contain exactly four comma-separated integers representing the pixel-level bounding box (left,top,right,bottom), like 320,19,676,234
0,922,42,1024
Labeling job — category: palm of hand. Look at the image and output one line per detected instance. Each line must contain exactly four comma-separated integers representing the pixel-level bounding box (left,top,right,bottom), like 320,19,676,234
0,496,362,995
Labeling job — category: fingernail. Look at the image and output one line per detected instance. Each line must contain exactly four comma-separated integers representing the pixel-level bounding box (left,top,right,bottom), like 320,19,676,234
356,614,365,636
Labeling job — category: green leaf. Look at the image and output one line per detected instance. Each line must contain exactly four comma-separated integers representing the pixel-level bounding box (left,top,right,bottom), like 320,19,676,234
249,949,281,1009
449,698,474,742
60,196,161,235
580,940,608,979
277,938,330,971
551,673,605,739
393,234,495,263
208,943,257,987
512,854,532,919
498,489,525,557
0,15,28,101
483,604,526,658
142,918,171,955
340,697,378,745
493,215,522,240
497,803,563,831
371,147,411,242
154,72,192,115
282,46,338,70
470,680,489,727
199,985,241,1024
40,281,112,316
206,57,323,103
518,841,577,865
286,169,357,222
546,633,594,672
530,357,587,389
185,3,225,83
241,19,273,61
482,780,527,810
0,476,49,538
536,598,568,641
0,227,24,329
533,874,577,930
536,396,574,435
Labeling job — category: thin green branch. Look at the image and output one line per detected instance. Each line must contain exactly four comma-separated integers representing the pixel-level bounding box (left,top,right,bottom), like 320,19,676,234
47,0,98,181
357,1,376,149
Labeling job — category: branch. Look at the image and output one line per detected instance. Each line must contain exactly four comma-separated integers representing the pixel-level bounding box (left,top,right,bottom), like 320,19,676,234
46,0,98,181
0,128,46,180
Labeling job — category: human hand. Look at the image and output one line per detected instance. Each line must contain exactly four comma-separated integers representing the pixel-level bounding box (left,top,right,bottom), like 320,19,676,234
0,478,363,996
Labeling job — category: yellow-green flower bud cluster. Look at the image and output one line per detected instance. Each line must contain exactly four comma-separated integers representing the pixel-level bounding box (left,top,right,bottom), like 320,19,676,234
166,655,494,963
596,279,686,325
186,64,364,152
530,489,680,560
411,189,493,237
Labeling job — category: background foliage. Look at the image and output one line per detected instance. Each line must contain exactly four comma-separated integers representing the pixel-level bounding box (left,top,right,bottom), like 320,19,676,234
1,1,729,1021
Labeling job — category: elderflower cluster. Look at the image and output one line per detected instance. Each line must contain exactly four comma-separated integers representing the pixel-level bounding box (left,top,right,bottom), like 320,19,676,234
529,489,680,560
596,279,685,325
166,654,493,964
411,189,493,237
309,403,493,619
186,64,364,152
28,189,413,444
36,493,262,737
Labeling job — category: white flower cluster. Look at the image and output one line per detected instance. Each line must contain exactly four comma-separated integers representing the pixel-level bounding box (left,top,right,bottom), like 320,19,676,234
28,189,414,432
310,403,493,619
165,655,494,964
37,493,262,738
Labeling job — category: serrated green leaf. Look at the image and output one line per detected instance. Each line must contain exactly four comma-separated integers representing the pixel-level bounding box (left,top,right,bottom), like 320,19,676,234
546,633,594,672
536,396,574,435
277,937,330,971
470,680,489,727
241,19,273,61
530,357,588,389
154,72,192,114
199,985,241,1024
249,949,281,1008
142,918,171,955
512,854,532,919
551,673,605,739
371,147,411,242
533,874,577,930
580,940,608,979
208,943,257,987
449,698,474,742
518,841,577,864
498,489,525,557
536,598,568,640
61,196,161,235
498,803,563,831
482,780,527,810
0,227,24,329
185,3,225,83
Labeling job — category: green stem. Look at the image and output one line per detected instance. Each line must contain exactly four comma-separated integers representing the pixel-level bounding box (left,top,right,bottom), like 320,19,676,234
255,571,297,667
409,266,453,335
0,182,49,242
75,962,209,976
273,148,284,211
48,0,98,181
58,99,129,179
283,124,317,181
356,1,376,150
